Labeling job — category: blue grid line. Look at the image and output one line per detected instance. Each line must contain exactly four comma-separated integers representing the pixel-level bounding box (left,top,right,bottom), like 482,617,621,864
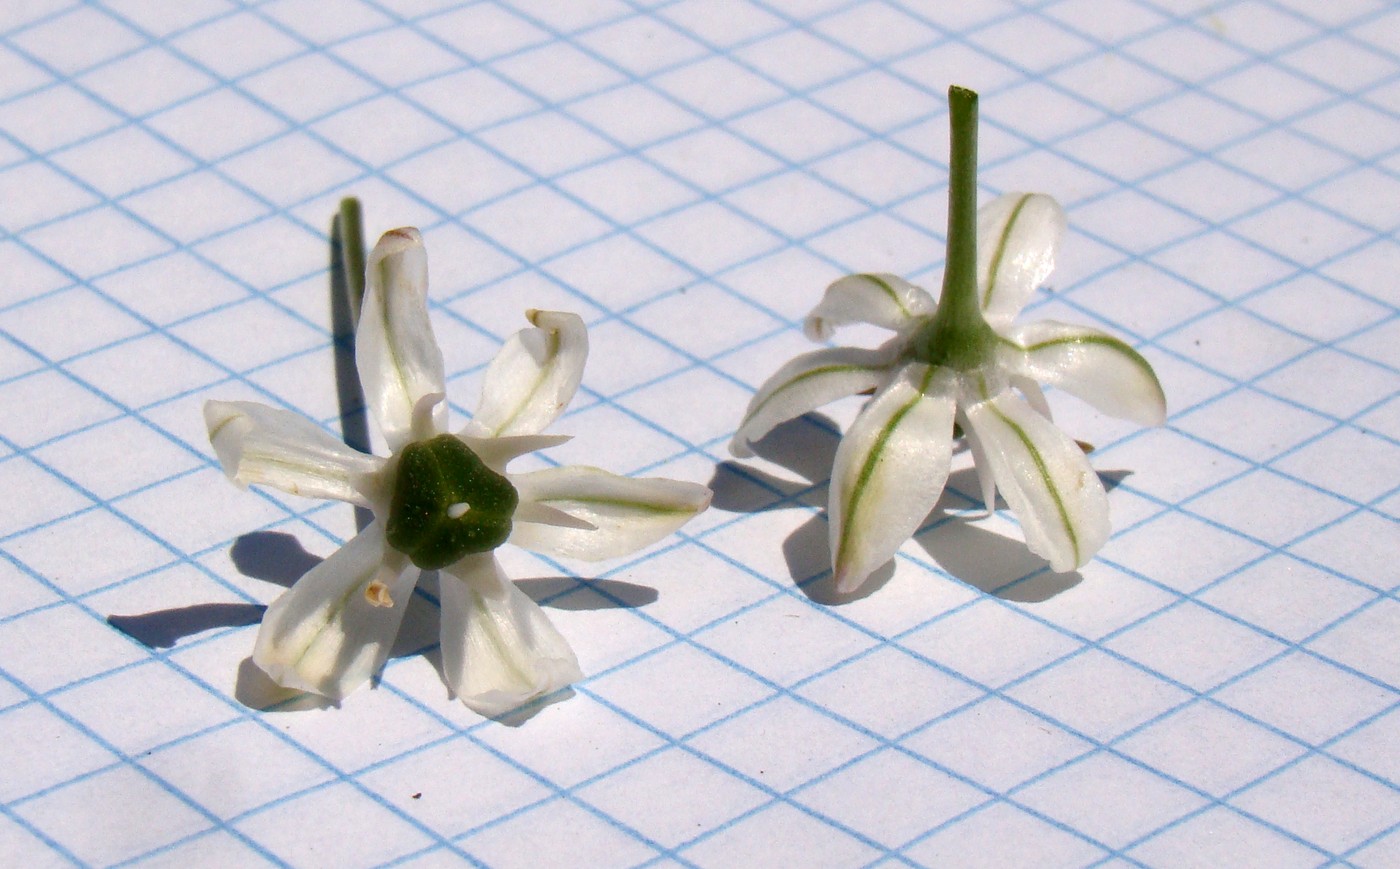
0,0,1388,324
401,434,1378,864
638,340,1400,845
0,6,733,850
355,0,1400,548
585,1,1400,453
2,0,1377,685
63,481,1237,862
0,666,286,865
0,0,1377,461
383,0,1400,856
686,517,1393,860
0,470,500,865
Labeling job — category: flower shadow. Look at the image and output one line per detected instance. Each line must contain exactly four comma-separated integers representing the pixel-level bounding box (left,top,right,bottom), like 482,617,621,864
220,533,658,715
1099,469,1131,493
108,603,266,650
106,530,315,651
708,413,905,605
914,476,1083,602
515,576,659,609
233,567,653,719
710,415,1108,606
707,415,842,513
231,531,324,588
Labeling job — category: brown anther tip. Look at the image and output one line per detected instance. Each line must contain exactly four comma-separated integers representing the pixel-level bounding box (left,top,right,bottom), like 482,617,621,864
365,581,394,608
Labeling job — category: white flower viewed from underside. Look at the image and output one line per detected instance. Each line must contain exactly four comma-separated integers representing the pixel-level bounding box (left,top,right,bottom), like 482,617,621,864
732,86,1165,594
206,228,711,716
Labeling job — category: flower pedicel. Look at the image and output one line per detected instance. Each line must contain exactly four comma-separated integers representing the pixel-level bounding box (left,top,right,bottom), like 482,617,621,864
732,86,1166,593
206,227,711,716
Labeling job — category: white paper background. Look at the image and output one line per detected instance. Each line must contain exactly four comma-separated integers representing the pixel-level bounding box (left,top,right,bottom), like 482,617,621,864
0,0,1397,866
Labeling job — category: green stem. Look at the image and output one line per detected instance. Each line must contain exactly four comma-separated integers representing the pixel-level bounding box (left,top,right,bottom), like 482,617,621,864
338,197,367,329
914,86,996,370
331,196,372,531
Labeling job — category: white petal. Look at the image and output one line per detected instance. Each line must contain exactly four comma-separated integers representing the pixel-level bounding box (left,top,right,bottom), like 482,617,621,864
963,389,1110,573
439,553,582,717
958,408,998,517
357,228,448,451
977,193,1066,328
514,500,596,530
828,363,956,594
1013,376,1052,420
1001,320,1167,427
253,524,419,700
730,344,896,457
204,400,384,504
803,273,936,341
508,466,711,561
456,432,572,474
468,310,588,437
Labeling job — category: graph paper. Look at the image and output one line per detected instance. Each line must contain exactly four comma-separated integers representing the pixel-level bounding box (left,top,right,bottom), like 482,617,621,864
1,0,1397,865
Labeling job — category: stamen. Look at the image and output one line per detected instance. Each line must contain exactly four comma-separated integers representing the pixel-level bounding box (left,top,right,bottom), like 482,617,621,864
447,502,471,519
365,580,394,607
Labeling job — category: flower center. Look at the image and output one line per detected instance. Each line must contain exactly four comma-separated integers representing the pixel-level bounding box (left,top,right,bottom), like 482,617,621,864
385,434,519,570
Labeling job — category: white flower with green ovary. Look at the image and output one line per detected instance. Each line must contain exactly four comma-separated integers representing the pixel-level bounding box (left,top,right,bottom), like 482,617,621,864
732,86,1165,594
206,228,710,716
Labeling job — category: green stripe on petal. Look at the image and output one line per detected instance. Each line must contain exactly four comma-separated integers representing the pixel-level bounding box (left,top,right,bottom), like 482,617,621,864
803,272,936,341
828,364,956,593
963,388,1110,573
438,553,581,717
981,194,1032,310
731,344,896,456
975,193,1066,328
468,310,589,438
985,398,1079,564
1001,320,1167,427
204,400,385,504
508,466,711,561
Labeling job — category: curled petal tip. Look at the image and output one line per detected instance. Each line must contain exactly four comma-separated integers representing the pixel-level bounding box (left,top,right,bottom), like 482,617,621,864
358,225,445,451
803,316,833,342
1145,394,1168,428
202,399,382,503
471,310,587,437
377,226,422,250
805,273,937,339
832,567,861,596
728,435,755,459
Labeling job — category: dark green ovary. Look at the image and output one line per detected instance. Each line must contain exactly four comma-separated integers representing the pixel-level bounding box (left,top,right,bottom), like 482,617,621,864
386,435,518,570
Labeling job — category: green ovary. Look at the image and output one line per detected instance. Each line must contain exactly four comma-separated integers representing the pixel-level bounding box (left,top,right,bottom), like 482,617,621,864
386,435,519,570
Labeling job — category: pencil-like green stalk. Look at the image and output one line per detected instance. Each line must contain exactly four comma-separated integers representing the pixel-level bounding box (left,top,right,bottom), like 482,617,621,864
913,86,997,370
339,197,367,328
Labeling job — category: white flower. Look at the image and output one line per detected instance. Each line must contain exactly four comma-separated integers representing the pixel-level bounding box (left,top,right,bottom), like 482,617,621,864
206,227,711,716
731,86,1165,594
